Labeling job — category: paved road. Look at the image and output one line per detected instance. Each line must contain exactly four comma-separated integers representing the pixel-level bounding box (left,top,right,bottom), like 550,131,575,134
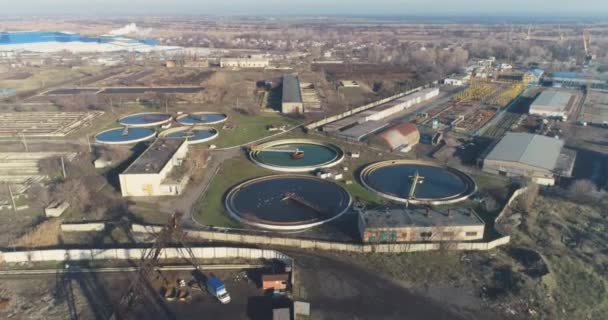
168,123,306,229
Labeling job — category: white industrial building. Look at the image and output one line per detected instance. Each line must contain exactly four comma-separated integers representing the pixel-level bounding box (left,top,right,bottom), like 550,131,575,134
444,78,464,86
364,88,439,122
119,138,190,197
529,90,572,120
220,57,269,68
483,132,576,186
326,88,439,141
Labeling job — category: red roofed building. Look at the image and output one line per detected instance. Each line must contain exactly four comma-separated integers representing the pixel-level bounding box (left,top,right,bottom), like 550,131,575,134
379,123,420,152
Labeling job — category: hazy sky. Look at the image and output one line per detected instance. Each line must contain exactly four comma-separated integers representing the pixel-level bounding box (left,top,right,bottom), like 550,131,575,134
3,0,608,16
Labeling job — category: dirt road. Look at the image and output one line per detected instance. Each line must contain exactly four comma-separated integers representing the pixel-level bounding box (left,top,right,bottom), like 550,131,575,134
288,251,505,320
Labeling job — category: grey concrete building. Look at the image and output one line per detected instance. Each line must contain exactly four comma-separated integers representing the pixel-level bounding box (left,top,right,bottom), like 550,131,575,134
281,74,303,114
483,132,575,185
358,206,485,243
119,138,189,197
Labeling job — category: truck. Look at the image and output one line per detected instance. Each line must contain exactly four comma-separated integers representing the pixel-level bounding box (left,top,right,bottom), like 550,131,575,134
206,276,231,304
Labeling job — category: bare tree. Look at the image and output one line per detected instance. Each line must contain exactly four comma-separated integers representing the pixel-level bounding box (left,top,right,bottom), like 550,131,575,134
183,147,208,181
568,179,596,202
51,178,91,211
483,196,499,212
97,146,132,163
39,156,63,178
26,183,51,207
65,152,95,177
50,95,87,111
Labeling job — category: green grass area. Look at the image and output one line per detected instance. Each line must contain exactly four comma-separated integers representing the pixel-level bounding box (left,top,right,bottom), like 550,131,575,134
470,173,510,193
192,157,272,227
212,111,303,148
13,195,28,207
0,66,103,93
60,207,86,223
129,200,173,225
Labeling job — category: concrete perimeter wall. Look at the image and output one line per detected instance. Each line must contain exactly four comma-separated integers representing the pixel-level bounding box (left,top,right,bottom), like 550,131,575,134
305,82,438,131
0,247,293,267
494,186,527,235
61,223,106,232
132,224,510,253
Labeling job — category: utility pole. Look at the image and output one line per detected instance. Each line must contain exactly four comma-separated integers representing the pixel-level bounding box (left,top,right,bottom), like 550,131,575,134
60,156,67,178
86,136,92,153
7,184,16,212
21,133,28,152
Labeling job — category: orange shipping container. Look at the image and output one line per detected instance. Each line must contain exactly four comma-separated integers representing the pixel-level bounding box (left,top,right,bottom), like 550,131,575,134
262,274,289,290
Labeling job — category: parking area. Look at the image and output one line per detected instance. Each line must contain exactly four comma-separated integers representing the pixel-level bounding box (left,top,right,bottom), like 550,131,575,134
0,265,291,320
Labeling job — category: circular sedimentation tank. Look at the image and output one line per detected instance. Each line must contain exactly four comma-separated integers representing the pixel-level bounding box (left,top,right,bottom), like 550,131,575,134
159,126,218,144
225,175,352,231
360,160,476,205
118,112,172,127
249,139,344,172
95,127,156,145
176,112,228,125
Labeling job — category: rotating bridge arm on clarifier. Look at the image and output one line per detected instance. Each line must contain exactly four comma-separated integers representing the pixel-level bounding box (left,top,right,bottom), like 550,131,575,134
407,170,425,200
258,147,302,153
282,192,325,215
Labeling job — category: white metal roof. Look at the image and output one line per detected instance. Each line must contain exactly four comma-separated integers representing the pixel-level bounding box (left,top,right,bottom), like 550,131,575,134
530,90,572,112
485,132,564,171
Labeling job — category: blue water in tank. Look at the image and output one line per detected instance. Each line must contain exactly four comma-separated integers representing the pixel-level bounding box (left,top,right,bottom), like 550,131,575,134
165,128,217,141
95,127,155,143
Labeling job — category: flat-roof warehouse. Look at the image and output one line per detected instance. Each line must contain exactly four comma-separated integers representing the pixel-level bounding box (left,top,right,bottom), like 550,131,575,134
483,132,576,185
281,74,303,114
529,90,572,120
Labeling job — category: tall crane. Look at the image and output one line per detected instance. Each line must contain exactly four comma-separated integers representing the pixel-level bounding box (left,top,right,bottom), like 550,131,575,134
108,212,198,320
583,29,593,63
